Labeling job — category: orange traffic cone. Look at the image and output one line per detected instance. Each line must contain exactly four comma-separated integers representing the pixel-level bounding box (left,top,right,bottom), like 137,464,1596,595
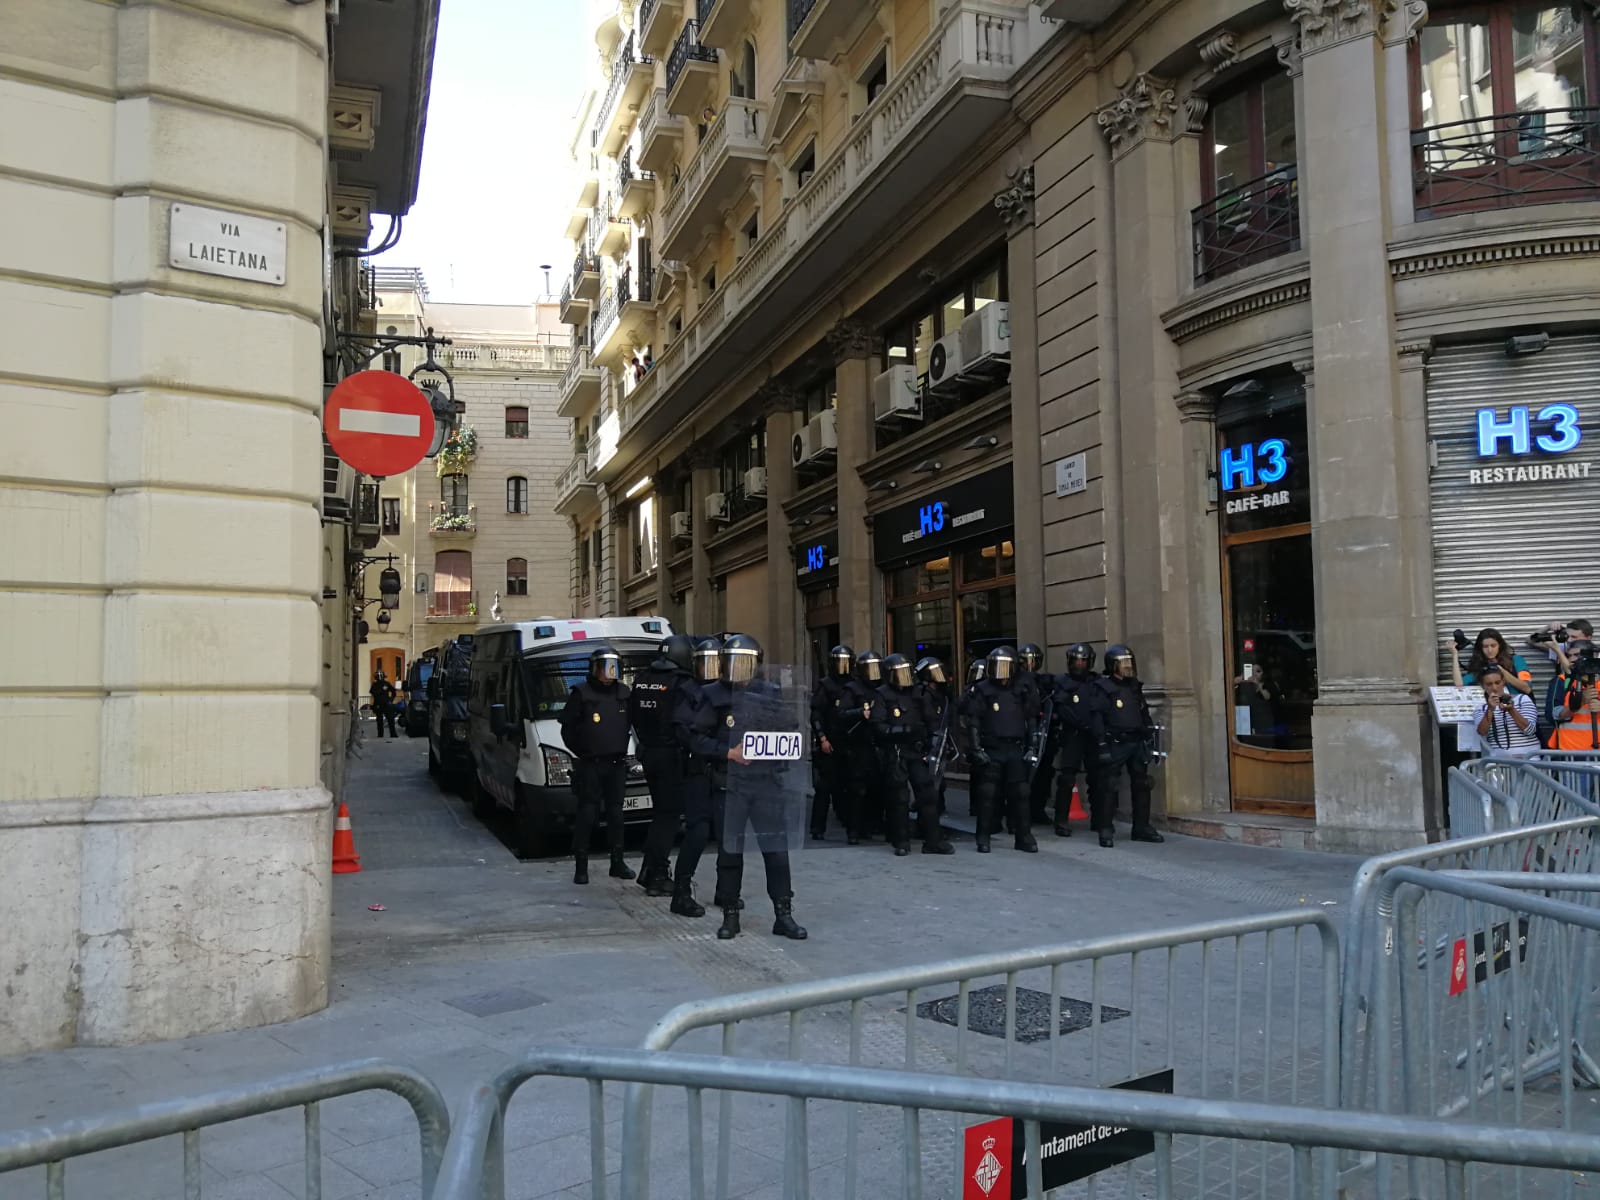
1068,786,1089,823
332,803,361,874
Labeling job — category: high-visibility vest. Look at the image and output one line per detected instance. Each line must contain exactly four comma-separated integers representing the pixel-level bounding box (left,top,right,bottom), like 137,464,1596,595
1550,707,1600,751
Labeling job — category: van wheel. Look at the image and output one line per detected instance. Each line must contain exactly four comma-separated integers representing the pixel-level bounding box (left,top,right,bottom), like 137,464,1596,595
514,788,549,859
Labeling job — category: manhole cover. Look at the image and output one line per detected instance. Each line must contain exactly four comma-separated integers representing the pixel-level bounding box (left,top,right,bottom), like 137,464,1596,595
444,986,548,1018
914,986,1129,1042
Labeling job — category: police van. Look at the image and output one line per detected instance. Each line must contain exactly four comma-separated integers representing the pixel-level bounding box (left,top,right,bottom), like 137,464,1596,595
467,617,673,857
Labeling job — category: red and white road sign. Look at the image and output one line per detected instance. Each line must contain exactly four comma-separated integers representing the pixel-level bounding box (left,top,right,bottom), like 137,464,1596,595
324,370,434,478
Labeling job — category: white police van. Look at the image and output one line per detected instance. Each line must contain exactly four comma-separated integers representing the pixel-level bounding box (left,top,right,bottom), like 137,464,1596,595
467,617,673,857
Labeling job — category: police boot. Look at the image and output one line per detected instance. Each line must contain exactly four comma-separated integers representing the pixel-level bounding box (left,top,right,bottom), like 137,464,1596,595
1012,802,1038,852
772,898,808,940
975,800,993,853
1098,829,1115,849
646,870,675,896
1132,827,1166,844
717,906,741,940
573,855,589,885
670,885,705,918
609,851,636,881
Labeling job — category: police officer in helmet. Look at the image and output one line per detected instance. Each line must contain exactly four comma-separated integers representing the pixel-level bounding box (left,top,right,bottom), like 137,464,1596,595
558,646,636,885
838,651,885,843
1088,643,1164,848
668,638,723,916
1049,643,1098,837
962,646,1039,854
629,634,695,897
1017,643,1056,825
916,656,955,826
874,654,955,854
808,644,855,840
676,633,806,940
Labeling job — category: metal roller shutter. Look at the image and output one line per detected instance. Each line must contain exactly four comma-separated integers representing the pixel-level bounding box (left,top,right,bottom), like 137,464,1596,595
1426,334,1600,693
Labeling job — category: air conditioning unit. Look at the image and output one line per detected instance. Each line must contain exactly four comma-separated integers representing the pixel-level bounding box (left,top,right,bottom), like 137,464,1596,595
873,364,922,423
743,466,768,498
670,511,692,540
927,333,964,395
705,491,729,523
794,410,837,467
959,301,1011,377
790,423,814,468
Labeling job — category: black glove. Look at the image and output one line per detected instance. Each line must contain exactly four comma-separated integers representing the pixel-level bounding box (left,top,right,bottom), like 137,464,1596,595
969,747,991,768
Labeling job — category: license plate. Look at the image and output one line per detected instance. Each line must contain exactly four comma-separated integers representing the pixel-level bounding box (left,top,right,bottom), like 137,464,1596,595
622,795,651,812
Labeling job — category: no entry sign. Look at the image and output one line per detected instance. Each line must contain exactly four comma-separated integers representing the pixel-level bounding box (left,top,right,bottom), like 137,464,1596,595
324,371,435,478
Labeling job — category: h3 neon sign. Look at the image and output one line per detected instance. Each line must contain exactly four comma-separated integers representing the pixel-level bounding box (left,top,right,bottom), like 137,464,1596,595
1475,404,1582,457
1219,438,1290,492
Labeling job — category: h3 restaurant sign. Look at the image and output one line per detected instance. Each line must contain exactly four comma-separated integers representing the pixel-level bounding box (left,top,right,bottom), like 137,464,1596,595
1468,404,1593,485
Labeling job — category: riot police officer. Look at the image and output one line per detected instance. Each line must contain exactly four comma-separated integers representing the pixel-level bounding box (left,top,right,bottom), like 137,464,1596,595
808,644,855,840
629,634,695,896
873,655,954,855
677,634,807,941
558,647,636,885
1018,643,1056,823
958,657,988,824
1049,643,1098,838
962,647,1038,854
668,638,722,916
838,651,885,843
1088,643,1165,848
916,656,954,824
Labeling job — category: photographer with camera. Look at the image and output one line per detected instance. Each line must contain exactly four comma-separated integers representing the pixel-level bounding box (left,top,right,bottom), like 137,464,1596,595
1449,627,1534,697
1548,623,1600,752
1473,667,1541,758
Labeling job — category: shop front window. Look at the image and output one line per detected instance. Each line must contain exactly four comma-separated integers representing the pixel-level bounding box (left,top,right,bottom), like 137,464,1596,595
886,539,1015,680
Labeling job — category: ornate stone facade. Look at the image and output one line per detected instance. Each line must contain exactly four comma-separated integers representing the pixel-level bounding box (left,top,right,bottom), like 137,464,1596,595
1096,74,1179,153
993,166,1036,234
1283,0,1396,54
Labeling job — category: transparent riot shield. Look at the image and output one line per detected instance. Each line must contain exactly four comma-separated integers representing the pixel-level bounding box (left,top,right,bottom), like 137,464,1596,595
724,670,812,855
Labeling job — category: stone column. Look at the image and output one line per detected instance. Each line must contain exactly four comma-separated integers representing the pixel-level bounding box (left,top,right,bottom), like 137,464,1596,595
688,447,718,633
997,167,1046,649
830,322,880,651
1383,1,1428,228
1096,75,1205,817
1176,392,1231,814
653,474,674,619
1290,0,1436,850
607,496,630,617
761,388,803,666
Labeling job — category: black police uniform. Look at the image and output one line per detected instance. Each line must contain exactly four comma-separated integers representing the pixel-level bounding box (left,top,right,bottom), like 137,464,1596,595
1050,667,1099,835
558,676,633,877
629,654,690,891
370,677,397,738
956,674,987,815
1088,672,1159,841
874,681,953,854
1022,667,1059,821
964,678,1038,852
918,678,953,819
808,674,855,838
839,677,882,841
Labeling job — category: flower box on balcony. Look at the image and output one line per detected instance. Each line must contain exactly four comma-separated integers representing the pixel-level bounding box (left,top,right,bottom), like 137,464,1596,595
435,426,478,477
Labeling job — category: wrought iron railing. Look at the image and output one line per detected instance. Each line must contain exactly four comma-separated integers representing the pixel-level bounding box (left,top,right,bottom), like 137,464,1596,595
1191,164,1300,284
1413,107,1600,219
618,148,644,194
616,265,653,307
356,482,380,527
698,0,722,23
571,251,597,291
593,288,620,345
787,0,819,40
596,33,642,142
559,278,574,310
667,21,716,94
428,590,477,619
639,0,657,31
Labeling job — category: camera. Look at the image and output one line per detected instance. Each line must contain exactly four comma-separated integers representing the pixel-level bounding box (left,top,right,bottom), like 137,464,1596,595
1452,629,1470,651
1530,626,1571,646
1567,644,1600,684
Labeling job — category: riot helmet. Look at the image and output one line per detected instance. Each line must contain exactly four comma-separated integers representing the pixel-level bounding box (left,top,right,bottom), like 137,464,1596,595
966,658,987,687
659,634,695,673
1018,643,1044,673
588,647,622,687
1105,643,1137,680
884,653,914,691
721,633,763,685
828,645,855,679
855,650,883,686
1067,642,1096,676
986,646,1018,685
915,657,949,688
692,637,722,684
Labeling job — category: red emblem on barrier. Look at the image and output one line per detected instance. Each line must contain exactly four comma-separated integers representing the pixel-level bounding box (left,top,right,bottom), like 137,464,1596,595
1449,938,1468,996
964,1118,1012,1199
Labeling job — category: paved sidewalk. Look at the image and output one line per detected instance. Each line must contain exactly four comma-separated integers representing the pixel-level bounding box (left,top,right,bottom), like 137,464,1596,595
0,737,1361,1200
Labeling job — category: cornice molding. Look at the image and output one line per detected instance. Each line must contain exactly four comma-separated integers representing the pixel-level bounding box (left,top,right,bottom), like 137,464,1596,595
1391,233,1600,278
1166,271,1312,343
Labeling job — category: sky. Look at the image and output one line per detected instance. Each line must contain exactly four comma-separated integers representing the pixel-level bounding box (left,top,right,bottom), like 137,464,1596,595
372,0,591,305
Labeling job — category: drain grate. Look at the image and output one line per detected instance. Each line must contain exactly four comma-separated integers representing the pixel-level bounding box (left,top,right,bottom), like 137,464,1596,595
913,985,1130,1042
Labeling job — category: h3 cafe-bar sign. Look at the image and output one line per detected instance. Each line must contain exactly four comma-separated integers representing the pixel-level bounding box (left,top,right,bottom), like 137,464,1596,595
1468,403,1592,485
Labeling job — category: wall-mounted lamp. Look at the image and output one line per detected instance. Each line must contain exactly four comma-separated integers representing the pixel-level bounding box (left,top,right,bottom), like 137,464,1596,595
376,611,391,631
962,435,999,451
913,459,943,474
1506,332,1550,357
868,479,898,493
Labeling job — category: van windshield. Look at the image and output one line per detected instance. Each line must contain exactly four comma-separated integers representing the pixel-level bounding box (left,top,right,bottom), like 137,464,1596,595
523,650,657,717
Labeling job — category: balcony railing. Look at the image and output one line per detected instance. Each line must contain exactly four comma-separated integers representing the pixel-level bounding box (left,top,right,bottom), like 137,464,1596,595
429,503,477,534
555,455,598,510
617,264,653,307
1191,165,1301,284
1413,107,1600,219
572,251,598,290
595,32,647,145
667,20,716,94
661,96,764,238
428,590,477,620
356,482,380,528
562,344,594,393
639,0,657,30
787,0,817,39
698,0,722,21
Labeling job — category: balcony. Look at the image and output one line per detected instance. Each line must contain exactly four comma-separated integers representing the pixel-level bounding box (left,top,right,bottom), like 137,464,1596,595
1191,166,1301,285
572,251,602,302
593,199,631,257
429,504,477,537
665,21,717,117
788,0,877,62
554,453,600,515
616,149,656,220
600,0,1048,485
660,96,767,260
560,278,590,324
698,0,743,49
1413,107,1600,220
638,0,682,57
638,88,685,174
558,344,602,419
427,590,478,622
592,265,657,367
565,151,599,239
595,32,654,158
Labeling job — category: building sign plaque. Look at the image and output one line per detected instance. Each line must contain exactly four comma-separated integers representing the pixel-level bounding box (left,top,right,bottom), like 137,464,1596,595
1054,452,1087,498
1468,403,1592,485
169,203,287,285
873,466,1013,566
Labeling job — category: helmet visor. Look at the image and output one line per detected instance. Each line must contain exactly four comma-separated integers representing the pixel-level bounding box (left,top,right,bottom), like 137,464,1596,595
1111,654,1136,678
693,648,720,683
724,648,759,685
859,658,882,684
830,650,853,676
590,652,621,685
1020,647,1042,672
888,661,913,689
920,661,948,686
989,654,1013,683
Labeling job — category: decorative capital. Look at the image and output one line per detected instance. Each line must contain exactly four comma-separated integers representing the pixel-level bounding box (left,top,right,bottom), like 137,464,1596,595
686,444,719,471
1182,95,1209,135
1284,0,1395,55
1292,356,1316,379
1276,35,1304,75
1197,30,1239,70
1396,340,1432,372
1096,74,1179,154
754,383,804,419
1175,391,1215,422
993,166,1036,235
826,320,880,363
1384,0,1428,44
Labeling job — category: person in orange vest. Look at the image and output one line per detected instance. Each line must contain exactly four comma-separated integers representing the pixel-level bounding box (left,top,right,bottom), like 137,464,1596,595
1548,644,1600,751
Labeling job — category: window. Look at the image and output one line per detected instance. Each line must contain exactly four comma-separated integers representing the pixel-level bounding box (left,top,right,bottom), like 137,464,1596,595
505,406,528,438
380,497,401,536
1194,72,1300,282
859,49,889,116
433,550,472,618
441,475,469,514
668,310,684,340
632,498,658,577
382,349,402,373
732,41,758,99
507,476,529,514
790,140,816,194
702,265,717,296
885,540,1016,684
579,531,592,597
506,557,528,596
739,213,760,258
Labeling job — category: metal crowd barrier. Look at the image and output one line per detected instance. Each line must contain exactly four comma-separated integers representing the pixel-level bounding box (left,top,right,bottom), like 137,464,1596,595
1459,757,1600,829
0,1059,449,1200
620,910,1341,1200
432,1045,1600,1200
